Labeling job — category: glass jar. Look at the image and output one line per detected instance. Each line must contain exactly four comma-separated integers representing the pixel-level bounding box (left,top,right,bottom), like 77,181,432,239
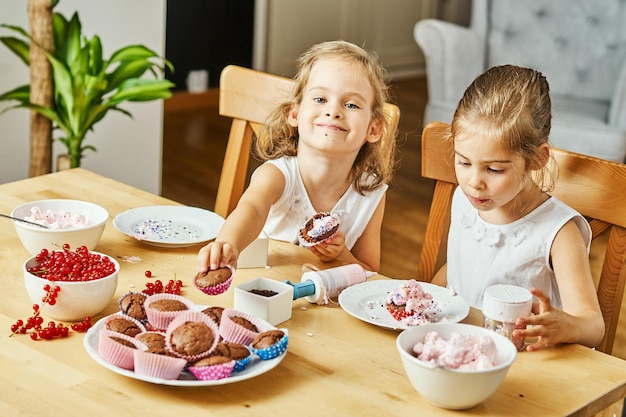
482,285,532,351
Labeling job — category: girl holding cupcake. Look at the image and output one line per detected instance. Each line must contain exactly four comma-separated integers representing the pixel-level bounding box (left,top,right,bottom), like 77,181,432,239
431,65,604,350
198,40,397,273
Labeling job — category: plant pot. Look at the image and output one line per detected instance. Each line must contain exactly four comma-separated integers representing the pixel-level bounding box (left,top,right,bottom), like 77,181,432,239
56,153,71,171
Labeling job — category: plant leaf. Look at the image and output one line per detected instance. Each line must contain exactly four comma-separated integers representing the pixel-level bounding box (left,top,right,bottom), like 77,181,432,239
0,84,30,102
107,79,174,105
0,36,30,66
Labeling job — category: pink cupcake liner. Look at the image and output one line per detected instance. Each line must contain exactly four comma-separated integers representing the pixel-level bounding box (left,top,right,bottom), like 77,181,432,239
104,313,147,336
143,293,196,331
193,265,235,296
98,329,148,370
252,331,289,360
133,349,187,380
165,311,220,362
218,308,267,345
188,360,236,381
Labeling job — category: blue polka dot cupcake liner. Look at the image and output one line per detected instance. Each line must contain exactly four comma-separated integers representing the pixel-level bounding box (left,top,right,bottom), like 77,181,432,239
233,350,252,372
252,332,288,360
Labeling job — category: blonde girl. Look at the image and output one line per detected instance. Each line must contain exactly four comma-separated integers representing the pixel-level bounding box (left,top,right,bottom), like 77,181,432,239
198,40,396,273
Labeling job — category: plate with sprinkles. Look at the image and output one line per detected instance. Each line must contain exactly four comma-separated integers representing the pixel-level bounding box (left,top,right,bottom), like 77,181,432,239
113,206,225,247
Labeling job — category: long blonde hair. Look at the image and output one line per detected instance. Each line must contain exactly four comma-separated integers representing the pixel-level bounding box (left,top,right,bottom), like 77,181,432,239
254,40,396,193
451,64,556,192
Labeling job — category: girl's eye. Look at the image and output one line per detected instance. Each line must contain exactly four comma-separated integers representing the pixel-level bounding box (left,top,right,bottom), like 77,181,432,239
487,167,504,174
456,160,470,167
313,97,326,104
345,102,360,110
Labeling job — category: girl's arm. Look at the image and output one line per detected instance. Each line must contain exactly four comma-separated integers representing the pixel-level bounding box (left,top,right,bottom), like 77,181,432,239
514,219,605,349
197,164,285,272
312,194,386,272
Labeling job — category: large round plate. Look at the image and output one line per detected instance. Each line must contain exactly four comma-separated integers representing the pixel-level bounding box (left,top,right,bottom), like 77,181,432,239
83,308,287,386
338,280,470,330
113,206,225,247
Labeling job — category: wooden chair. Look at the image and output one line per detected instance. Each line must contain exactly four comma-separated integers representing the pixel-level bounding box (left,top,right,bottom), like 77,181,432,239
417,121,626,356
215,64,400,218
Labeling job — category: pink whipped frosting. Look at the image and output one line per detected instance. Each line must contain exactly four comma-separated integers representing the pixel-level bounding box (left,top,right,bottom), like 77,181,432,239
25,207,91,230
387,280,434,312
412,331,497,370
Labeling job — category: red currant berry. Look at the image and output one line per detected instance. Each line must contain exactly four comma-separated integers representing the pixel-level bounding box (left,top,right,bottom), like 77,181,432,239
145,270,152,278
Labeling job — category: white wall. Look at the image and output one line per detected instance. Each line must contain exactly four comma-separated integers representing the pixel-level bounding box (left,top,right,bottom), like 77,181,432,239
0,0,166,194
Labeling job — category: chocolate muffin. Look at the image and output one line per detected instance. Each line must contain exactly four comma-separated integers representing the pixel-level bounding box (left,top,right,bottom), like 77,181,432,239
136,332,166,351
194,267,232,288
231,315,258,333
169,321,215,357
148,299,189,312
298,212,341,246
118,292,148,321
106,317,143,337
201,306,224,326
252,329,285,349
212,342,250,360
110,336,138,348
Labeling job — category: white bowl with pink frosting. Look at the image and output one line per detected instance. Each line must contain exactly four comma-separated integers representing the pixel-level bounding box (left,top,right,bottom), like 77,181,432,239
11,199,109,255
396,322,517,410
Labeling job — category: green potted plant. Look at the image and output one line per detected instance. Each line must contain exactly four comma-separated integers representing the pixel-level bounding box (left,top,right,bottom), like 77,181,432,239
0,1,174,169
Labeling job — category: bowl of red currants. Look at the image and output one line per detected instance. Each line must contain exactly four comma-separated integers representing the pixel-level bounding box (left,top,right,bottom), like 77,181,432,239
11,199,109,256
23,245,119,321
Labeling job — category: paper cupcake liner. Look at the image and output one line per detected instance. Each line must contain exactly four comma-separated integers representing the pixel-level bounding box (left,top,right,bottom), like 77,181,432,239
103,312,147,337
133,349,187,380
98,329,148,370
143,293,196,331
194,265,235,296
117,291,149,323
165,311,220,362
188,359,235,381
233,354,252,372
252,332,288,360
218,308,267,345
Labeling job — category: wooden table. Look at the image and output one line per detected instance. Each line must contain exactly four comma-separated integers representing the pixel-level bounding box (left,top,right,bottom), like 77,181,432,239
1,168,625,417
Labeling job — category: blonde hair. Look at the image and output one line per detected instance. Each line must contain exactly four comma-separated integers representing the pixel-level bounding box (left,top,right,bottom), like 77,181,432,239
451,65,556,192
254,40,396,193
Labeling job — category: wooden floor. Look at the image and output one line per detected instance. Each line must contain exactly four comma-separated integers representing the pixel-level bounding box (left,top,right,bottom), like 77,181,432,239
162,77,625,360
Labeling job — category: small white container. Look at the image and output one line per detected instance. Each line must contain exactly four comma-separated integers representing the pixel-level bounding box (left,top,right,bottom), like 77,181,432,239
482,285,532,351
234,277,294,325
237,231,268,268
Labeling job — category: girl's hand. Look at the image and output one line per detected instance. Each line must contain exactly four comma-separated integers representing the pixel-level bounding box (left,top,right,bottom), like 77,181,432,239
513,287,573,351
197,241,239,273
309,231,346,262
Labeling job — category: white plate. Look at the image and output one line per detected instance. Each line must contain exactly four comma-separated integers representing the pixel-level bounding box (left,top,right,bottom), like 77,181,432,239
338,280,470,330
83,308,287,386
113,206,225,247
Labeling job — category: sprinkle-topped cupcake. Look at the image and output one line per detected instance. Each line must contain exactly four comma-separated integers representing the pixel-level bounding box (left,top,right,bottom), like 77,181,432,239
298,212,341,247
385,279,435,325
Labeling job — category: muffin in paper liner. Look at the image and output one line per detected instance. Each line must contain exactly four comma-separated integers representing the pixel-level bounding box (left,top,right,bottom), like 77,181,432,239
143,293,195,331
298,212,341,248
251,329,288,360
133,349,187,380
218,308,267,345
212,341,253,372
117,291,148,322
165,310,220,362
98,329,148,370
193,265,235,296
188,357,236,381
103,312,147,337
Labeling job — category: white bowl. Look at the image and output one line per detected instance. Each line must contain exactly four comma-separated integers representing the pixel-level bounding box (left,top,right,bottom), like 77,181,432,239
11,199,109,255
234,277,294,325
396,322,517,410
23,252,119,321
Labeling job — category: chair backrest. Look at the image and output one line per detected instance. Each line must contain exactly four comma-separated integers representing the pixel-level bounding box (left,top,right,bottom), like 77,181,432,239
215,64,400,218
418,121,626,355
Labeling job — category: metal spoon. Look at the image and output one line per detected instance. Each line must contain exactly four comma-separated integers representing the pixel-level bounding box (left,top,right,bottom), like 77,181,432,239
0,213,49,229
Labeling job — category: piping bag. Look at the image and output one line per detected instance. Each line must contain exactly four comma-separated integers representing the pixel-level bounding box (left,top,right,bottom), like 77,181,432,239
284,263,376,305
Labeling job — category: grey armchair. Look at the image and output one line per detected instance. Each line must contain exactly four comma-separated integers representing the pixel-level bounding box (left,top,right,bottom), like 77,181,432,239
415,0,626,163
